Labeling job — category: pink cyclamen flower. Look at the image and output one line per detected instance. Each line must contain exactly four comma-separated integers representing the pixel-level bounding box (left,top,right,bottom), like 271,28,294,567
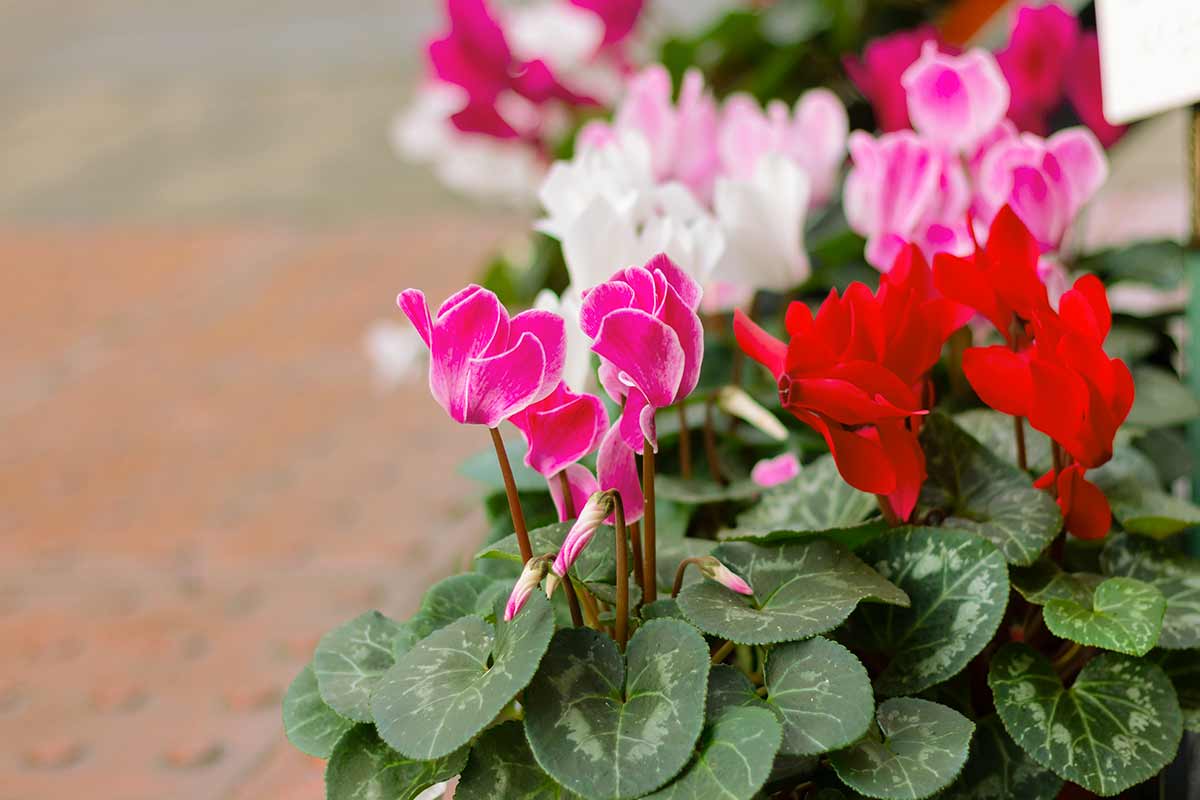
843,130,970,271
975,127,1108,251
695,557,753,596
398,285,566,428
548,424,645,524
717,89,849,207
580,253,704,452
508,382,608,477
902,43,1010,154
751,453,801,488
504,554,553,621
1063,34,1126,149
548,491,617,596
844,27,945,132
568,0,644,48
995,2,1079,135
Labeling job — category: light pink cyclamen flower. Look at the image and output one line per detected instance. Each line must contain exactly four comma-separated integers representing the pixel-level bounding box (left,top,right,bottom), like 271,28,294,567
695,556,753,596
717,89,849,207
902,43,1010,155
751,453,801,488
508,382,608,477
580,253,704,452
974,127,1108,251
843,130,971,271
504,555,552,621
398,285,565,427
844,27,946,133
548,491,617,593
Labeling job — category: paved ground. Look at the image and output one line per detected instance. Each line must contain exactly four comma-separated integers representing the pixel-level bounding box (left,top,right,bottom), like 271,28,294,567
1,2,521,797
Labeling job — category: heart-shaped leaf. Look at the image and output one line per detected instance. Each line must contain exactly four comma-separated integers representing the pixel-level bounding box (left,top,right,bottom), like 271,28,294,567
676,539,909,645
642,598,686,621
1093,479,1200,538
456,721,579,800
733,454,875,533
1011,559,1104,607
705,665,767,722
843,527,1009,696
282,664,353,758
478,521,618,586
524,619,710,800
764,637,874,755
955,409,1052,474
372,591,555,760
324,724,467,800
420,573,507,630
1128,366,1200,428
918,413,1061,566
989,643,1183,796
1042,577,1165,656
314,611,406,722
640,707,782,800
655,476,761,504
1101,532,1200,649
720,522,888,553
1148,650,1200,733
829,697,974,800
938,715,1061,800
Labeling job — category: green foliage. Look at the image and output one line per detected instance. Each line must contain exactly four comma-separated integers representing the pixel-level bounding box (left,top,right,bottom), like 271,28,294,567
282,664,353,758
1128,366,1200,428
1040,577,1165,656
641,707,782,800
763,637,874,755
313,611,407,722
1102,532,1200,649
325,725,467,800
939,715,1061,800
456,722,579,800
732,453,876,533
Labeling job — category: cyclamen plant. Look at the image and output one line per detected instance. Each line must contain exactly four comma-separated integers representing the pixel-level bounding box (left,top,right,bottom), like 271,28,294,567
284,4,1200,799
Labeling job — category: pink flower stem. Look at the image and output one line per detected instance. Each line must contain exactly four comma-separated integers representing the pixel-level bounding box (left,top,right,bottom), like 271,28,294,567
677,405,693,479
557,470,576,519
1013,416,1028,471
642,439,657,604
490,427,532,564
613,492,629,650
671,557,706,598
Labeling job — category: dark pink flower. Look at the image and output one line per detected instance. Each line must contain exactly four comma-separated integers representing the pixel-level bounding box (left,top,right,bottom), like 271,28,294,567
580,254,704,452
844,27,946,132
548,424,645,524
508,382,608,477
1064,34,1127,148
751,453,801,488
995,3,1079,133
568,0,644,48
398,285,565,428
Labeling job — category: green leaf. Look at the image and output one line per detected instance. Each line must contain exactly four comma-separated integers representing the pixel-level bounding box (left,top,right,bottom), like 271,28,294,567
676,539,909,645
706,665,767,723
642,598,686,621
918,413,1061,566
989,643,1183,796
1101,532,1200,649
372,591,555,760
1104,324,1158,363
459,437,545,491
478,521,618,586
764,637,873,755
938,715,1061,800
1148,650,1200,732
1010,559,1104,607
844,527,1008,696
955,409,1052,474
324,724,467,800
829,698,974,800
313,611,405,722
721,521,888,552
456,721,579,800
1092,479,1200,538
641,707,782,800
655,475,761,504
282,664,353,758
420,573,507,630
1041,577,1165,656
1128,366,1200,428
524,619,710,800
733,454,875,532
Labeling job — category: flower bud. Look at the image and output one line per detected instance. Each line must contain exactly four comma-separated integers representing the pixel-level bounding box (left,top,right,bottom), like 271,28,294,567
716,385,788,441
551,490,617,582
505,555,553,621
696,556,754,595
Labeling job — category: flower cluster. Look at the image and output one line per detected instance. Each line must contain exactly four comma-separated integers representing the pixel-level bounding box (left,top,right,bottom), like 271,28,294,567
936,209,1133,539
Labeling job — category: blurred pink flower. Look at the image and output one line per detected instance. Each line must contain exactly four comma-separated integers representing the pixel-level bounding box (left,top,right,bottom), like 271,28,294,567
751,453,801,488
568,0,644,47
974,127,1108,250
1064,34,1126,148
995,3,1079,134
580,254,704,451
902,44,1010,154
509,382,608,477
398,285,565,427
844,27,945,132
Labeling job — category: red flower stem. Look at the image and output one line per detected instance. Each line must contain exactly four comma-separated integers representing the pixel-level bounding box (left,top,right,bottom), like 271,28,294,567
558,470,576,519
642,439,658,604
1013,416,1028,471
671,557,706,598
629,521,645,598
613,492,629,650
677,404,693,479
490,427,532,564
1051,441,1065,498
876,495,901,527
703,396,728,485
560,577,585,628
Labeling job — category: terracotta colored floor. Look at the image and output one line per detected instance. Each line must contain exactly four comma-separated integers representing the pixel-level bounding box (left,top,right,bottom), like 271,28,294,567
0,220,517,799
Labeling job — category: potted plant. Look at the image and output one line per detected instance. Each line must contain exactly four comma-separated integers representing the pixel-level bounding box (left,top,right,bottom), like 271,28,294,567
283,2,1199,797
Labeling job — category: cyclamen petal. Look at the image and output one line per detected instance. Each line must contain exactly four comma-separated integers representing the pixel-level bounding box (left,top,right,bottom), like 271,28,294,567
592,309,685,408
844,26,943,132
548,463,601,522
597,422,644,523
551,491,616,579
696,557,754,596
751,453,801,488
902,43,1010,154
509,382,608,477
463,332,547,427
505,555,552,621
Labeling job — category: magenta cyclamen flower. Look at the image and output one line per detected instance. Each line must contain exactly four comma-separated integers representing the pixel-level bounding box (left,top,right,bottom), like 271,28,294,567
995,2,1079,134
902,43,1010,155
751,453,801,488
844,27,945,133
398,285,566,428
508,382,608,478
547,424,645,524
580,254,703,452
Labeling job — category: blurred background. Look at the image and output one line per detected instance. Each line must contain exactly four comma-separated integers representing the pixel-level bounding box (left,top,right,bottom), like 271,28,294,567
1,2,521,797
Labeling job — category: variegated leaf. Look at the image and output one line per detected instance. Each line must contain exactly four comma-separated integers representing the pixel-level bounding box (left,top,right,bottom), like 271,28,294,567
939,715,1061,800
733,454,875,533
764,637,874,755
1101,532,1200,649
456,721,579,800
1041,577,1165,656
641,707,782,800
324,724,466,800
314,611,406,722
282,664,353,758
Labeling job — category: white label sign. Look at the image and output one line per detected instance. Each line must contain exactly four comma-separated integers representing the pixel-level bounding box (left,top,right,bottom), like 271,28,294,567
1096,0,1200,124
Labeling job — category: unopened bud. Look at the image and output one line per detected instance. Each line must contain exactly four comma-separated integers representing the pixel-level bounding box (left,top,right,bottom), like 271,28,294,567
505,555,553,621
716,386,788,441
697,556,753,596
551,490,616,581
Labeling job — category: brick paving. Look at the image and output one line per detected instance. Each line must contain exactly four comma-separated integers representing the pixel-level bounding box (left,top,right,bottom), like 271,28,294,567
0,219,519,799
